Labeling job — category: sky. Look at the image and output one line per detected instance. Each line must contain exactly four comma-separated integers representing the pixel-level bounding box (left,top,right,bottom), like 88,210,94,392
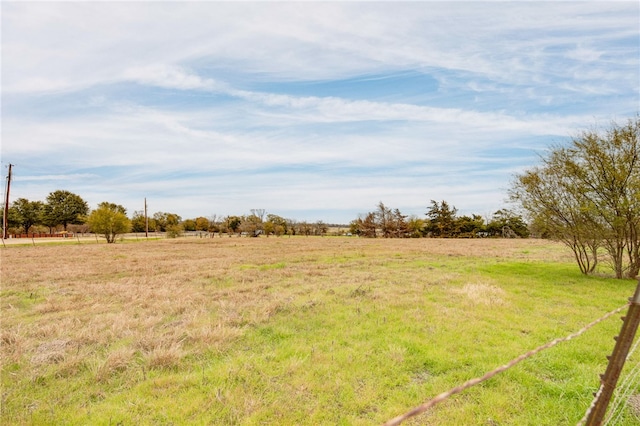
2,1,638,225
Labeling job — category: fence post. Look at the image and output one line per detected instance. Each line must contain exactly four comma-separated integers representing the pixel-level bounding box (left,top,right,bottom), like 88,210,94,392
585,277,640,426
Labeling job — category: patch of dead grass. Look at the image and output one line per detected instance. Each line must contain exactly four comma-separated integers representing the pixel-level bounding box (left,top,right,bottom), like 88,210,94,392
0,237,567,415
452,282,507,306
145,343,185,370
31,339,71,365
629,394,640,417
96,347,135,382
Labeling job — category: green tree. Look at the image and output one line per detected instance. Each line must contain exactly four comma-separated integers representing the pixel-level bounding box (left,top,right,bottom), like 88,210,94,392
87,202,131,243
392,208,409,238
456,214,486,238
9,198,44,234
349,218,362,236
130,211,149,233
40,204,58,233
376,202,394,238
182,219,196,232
407,215,425,238
195,217,210,231
486,209,529,238
263,221,274,236
425,200,458,237
241,213,263,236
166,224,183,238
45,190,89,231
266,214,288,236
511,155,600,274
153,212,181,232
5,203,22,233
511,118,639,278
352,203,409,238
225,216,242,235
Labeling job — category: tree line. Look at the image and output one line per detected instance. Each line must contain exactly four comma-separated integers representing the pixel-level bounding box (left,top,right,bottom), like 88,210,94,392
350,117,639,279
5,189,526,243
5,192,132,243
4,195,333,242
4,118,637,279
130,209,331,237
349,201,529,239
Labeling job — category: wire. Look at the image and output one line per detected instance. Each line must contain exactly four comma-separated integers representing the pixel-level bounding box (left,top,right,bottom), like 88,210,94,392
384,304,629,426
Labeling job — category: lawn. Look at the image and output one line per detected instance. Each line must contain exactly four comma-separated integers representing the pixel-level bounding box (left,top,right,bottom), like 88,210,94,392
1,237,638,425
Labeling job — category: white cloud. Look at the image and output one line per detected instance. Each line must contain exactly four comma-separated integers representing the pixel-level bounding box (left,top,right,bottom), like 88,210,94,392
3,2,637,93
15,174,99,183
121,65,228,92
2,1,637,223
566,45,604,62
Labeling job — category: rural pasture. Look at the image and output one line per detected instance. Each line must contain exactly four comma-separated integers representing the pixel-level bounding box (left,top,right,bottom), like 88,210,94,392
1,237,639,425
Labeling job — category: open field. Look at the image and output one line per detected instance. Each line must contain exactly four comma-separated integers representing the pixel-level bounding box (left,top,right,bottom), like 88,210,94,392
2,237,639,425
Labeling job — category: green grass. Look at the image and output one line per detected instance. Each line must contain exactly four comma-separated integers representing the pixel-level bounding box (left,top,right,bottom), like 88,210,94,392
1,238,639,425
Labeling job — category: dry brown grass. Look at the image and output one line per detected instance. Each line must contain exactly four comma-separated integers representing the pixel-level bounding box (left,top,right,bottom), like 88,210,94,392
6,236,634,425
629,394,640,417
451,282,507,306
0,237,567,352
1,237,570,408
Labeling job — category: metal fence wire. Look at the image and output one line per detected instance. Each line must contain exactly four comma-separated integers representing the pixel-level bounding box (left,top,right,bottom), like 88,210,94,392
384,278,640,426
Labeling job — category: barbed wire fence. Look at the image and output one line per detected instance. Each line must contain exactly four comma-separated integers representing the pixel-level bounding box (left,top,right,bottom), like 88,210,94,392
602,336,640,425
384,277,640,426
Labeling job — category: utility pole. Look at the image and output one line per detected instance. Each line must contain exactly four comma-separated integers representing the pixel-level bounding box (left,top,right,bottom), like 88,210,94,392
3,164,13,240
144,197,148,238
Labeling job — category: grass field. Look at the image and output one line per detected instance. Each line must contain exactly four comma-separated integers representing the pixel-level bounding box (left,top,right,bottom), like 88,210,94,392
2,237,639,425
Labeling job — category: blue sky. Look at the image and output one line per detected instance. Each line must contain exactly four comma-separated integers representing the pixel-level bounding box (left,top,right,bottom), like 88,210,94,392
2,1,638,224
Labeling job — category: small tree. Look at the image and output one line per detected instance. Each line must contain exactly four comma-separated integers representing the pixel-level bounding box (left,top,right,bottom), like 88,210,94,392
241,213,263,236
425,200,458,237
266,214,288,236
359,212,377,238
297,221,313,236
87,202,131,243
152,212,181,232
182,219,196,232
487,209,529,238
166,224,183,238
511,118,639,278
314,221,328,236
195,217,210,231
407,215,425,238
5,204,22,233
130,210,149,233
40,204,58,233
456,214,486,238
226,216,242,236
376,202,394,238
392,208,409,238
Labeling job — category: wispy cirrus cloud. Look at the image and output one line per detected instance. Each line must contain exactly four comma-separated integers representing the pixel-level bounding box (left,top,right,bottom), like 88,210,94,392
16,174,99,182
2,1,637,223
121,65,229,92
